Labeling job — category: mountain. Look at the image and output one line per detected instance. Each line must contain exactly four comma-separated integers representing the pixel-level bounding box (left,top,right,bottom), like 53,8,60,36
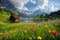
0,8,29,19
0,0,32,16
0,0,48,17
17,11,29,18
48,10,60,19
50,10,60,15
16,8,33,17
0,0,16,11
0,8,11,22
30,9,47,16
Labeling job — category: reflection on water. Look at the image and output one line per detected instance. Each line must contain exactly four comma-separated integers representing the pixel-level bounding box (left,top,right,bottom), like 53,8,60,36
20,18,46,23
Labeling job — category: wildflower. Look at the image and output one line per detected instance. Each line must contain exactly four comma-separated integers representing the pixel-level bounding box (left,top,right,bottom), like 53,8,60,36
29,30,34,33
37,36,42,40
48,19,51,22
10,30,16,34
24,25,27,29
0,33,4,34
52,30,58,36
13,30,17,32
32,23,38,27
48,30,51,33
45,25,48,27
24,30,27,33
29,38,32,39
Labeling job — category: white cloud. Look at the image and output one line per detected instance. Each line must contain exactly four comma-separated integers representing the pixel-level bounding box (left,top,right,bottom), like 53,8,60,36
9,0,49,12
49,5,58,12
37,6,45,10
30,0,36,4
24,7,28,10
26,12,32,14
9,0,49,11
40,0,48,8
9,0,29,10
34,0,49,11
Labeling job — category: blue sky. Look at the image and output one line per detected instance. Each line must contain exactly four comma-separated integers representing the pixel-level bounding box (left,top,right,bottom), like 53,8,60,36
0,0,60,14
9,0,60,13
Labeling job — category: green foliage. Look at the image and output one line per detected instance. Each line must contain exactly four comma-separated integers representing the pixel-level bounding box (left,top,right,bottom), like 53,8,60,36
0,8,11,22
0,21,60,40
0,8,60,40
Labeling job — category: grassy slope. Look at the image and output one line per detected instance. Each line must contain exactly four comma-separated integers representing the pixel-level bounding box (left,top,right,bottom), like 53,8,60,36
0,8,60,40
0,8,10,23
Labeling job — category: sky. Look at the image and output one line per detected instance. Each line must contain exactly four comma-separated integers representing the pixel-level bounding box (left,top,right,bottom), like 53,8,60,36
0,0,60,14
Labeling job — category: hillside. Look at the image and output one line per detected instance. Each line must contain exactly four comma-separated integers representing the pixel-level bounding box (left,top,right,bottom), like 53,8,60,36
31,9,47,16
0,8,11,22
49,10,60,19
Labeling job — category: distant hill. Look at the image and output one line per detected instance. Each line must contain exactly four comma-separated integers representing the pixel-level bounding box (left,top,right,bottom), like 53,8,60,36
17,11,29,18
50,10,60,16
30,9,47,16
48,10,60,19
32,10,60,20
0,0,16,11
0,8,11,22
0,8,29,21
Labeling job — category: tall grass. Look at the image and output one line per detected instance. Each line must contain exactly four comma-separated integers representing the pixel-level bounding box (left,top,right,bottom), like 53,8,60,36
0,21,60,40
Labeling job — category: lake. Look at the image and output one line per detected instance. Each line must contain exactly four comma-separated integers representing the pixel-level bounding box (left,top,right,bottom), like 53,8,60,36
19,18,46,23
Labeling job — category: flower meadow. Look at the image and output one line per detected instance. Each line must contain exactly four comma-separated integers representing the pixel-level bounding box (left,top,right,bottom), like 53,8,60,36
0,21,60,40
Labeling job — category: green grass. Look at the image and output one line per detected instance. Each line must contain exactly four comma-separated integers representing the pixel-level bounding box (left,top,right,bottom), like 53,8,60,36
0,8,10,23
0,21,60,40
0,8,60,40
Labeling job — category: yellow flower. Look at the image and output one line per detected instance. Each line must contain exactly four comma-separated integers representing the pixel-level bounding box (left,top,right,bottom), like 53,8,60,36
10,30,16,33
29,38,32,39
13,30,17,32
37,36,42,40
0,33,4,34
48,30,51,33
32,23,38,27
51,26,54,28
24,25,27,28
45,25,48,27
24,30,27,33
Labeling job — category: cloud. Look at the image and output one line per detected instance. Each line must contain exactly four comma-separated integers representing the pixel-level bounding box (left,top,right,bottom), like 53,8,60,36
9,0,59,14
49,4,58,12
42,0,48,7
34,0,49,11
25,12,32,14
9,0,29,11
9,0,49,11
30,0,36,4
24,7,28,10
